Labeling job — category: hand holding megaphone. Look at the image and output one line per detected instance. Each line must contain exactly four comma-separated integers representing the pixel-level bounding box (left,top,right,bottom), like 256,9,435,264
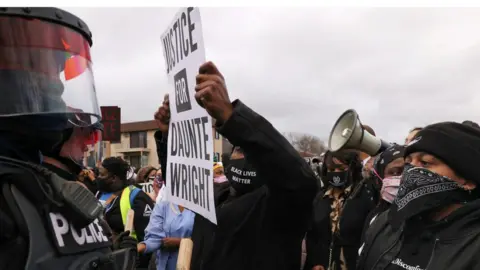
328,109,391,156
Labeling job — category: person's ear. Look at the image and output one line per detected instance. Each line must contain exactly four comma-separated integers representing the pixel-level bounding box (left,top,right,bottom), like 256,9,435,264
455,174,477,190
462,180,476,191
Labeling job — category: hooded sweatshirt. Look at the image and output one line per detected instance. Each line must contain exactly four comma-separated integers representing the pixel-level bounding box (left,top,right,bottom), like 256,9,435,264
155,100,318,270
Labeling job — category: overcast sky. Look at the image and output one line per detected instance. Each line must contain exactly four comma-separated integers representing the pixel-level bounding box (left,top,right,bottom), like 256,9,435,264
64,7,480,144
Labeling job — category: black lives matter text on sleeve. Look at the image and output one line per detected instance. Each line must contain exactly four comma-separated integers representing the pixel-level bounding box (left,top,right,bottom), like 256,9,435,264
162,7,198,75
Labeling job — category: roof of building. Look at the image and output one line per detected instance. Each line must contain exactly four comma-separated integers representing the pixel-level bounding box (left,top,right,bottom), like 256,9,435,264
121,120,158,133
121,118,217,133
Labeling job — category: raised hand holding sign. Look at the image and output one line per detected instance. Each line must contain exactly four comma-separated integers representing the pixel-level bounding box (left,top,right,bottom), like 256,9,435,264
194,62,233,126
154,93,170,133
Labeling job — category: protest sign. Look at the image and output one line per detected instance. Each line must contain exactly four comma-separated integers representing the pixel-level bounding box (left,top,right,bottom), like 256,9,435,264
100,106,121,142
140,181,154,194
161,7,216,224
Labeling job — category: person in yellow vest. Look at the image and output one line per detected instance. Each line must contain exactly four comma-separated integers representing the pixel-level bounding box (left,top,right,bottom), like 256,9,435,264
96,157,155,269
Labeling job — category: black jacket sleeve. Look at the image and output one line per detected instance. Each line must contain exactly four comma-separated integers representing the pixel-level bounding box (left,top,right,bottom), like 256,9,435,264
131,191,155,242
216,100,318,220
305,226,328,269
154,130,168,179
304,193,330,269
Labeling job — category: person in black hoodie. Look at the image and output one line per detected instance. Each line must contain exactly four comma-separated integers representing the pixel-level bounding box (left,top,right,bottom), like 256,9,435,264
153,61,318,270
358,122,480,270
304,150,376,270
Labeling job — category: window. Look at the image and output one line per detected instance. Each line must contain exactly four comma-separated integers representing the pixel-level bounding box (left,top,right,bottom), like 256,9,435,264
141,154,149,167
128,155,141,169
215,131,220,140
130,131,147,148
214,152,220,162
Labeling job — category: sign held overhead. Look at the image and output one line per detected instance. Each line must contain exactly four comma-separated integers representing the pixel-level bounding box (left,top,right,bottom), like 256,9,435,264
161,7,216,224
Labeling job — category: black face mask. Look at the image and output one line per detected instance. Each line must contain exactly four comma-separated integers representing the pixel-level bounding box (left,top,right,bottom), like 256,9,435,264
96,176,124,193
95,177,109,192
389,164,475,230
225,158,262,195
326,171,349,187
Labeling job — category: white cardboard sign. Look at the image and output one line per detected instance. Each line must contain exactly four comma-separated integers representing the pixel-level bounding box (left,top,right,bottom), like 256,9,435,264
161,7,216,224
140,181,154,194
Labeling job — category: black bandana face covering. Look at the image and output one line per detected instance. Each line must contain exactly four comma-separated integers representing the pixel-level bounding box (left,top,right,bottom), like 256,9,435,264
225,158,261,195
326,171,349,187
389,164,473,230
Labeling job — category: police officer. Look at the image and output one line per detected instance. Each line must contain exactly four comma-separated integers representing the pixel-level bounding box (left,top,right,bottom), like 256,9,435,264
41,114,139,256
43,113,103,193
0,7,136,269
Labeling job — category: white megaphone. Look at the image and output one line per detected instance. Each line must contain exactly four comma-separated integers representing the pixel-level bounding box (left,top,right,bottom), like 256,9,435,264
328,109,391,156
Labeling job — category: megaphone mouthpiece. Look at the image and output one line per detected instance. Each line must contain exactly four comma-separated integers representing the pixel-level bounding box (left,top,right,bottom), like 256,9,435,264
341,128,352,138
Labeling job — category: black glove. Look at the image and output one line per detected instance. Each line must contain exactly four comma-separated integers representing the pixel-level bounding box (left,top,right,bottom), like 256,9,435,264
113,230,138,251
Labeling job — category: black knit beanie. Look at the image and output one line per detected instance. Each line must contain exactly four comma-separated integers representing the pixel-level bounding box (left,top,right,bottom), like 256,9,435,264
404,121,480,183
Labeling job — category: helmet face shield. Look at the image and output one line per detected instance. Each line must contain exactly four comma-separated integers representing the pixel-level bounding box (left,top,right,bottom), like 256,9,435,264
59,125,103,165
0,15,100,128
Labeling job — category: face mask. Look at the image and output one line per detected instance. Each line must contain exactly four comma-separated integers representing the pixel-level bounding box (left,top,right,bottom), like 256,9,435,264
214,175,228,183
326,171,349,187
389,164,474,229
95,177,110,192
96,176,123,193
225,158,261,195
380,176,401,203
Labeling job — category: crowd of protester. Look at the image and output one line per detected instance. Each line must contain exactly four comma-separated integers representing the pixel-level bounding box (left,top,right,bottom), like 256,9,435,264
67,62,480,270
3,7,480,269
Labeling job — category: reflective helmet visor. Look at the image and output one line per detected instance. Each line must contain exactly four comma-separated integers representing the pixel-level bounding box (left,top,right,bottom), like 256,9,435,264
0,15,100,128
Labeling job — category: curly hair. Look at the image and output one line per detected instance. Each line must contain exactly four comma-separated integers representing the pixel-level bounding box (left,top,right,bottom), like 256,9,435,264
102,157,130,181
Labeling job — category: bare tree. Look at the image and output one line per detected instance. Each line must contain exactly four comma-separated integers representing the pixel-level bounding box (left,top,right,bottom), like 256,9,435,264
283,132,326,156
283,132,298,145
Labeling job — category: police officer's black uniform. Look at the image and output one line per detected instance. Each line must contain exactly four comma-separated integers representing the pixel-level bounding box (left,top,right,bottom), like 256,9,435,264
0,8,136,270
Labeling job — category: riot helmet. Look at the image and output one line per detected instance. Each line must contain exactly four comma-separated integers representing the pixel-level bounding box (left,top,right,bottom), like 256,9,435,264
0,8,100,159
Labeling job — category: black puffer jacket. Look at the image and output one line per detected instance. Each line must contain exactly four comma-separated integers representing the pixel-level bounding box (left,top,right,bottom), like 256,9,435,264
357,199,480,270
360,199,391,244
